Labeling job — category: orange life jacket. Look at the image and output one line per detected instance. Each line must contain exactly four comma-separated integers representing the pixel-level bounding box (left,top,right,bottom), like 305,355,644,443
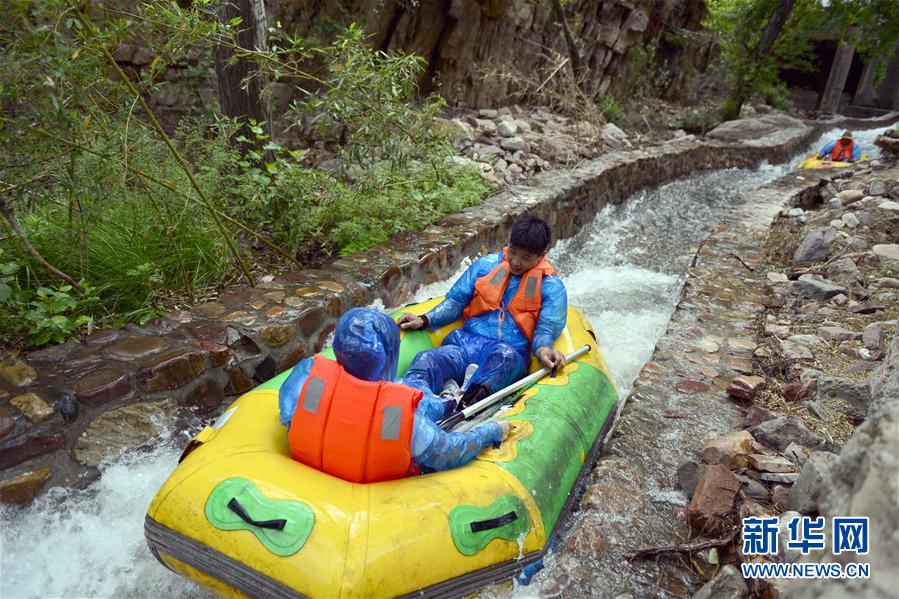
462,248,556,342
288,357,422,483
831,140,854,162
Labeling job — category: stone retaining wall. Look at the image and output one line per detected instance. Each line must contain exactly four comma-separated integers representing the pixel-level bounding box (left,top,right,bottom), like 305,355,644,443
1,112,896,505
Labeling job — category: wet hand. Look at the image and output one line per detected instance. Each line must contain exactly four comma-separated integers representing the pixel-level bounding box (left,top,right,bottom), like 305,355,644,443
397,313,424,330
497,420,512,441
537,347,566,372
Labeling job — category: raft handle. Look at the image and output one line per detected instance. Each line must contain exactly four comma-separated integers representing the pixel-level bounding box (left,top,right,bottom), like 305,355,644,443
228,498,288,531
469,510,518,533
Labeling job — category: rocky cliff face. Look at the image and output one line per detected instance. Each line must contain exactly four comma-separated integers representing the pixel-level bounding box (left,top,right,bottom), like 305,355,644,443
786,333,899,598
270,0,709,107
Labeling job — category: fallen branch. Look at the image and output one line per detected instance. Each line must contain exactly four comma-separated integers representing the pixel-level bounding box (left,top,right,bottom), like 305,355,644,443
729,251,756,271
626,529,738,561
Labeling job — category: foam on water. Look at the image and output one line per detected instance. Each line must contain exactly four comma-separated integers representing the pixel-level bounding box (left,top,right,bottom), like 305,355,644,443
0,440,210,598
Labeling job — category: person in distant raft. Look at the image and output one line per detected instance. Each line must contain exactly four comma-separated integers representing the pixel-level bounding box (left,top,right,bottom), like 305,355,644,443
397,216,568,411
279,308,510,483
818,129,861,163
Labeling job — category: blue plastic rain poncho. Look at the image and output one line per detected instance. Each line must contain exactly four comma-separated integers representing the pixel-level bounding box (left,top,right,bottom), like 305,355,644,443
818,139,861,162
401,252,567,396
278,308,503,472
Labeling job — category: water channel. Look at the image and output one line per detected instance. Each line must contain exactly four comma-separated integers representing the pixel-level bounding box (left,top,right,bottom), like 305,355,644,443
0,125,889,598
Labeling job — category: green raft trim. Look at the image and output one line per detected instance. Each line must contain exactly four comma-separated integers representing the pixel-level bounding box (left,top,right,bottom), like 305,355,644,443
205,477,314,557
449,494,530,556
494,362,617,534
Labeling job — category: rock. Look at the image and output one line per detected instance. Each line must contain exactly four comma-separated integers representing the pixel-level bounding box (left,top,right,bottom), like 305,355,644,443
787,208,804,218
783,442,809,464
867,180,886,196
792,278,846,301
73,367,131,407
767,272,789,283
696,338,720,353
496,121,517,137
744,405,777,428
57,393,79,423
701,431,754,468
788,451,837,514
863,323,885,350
676,380,709,394
73,400,178,467
10,393,54,423
727,375,765,400
0,414,13,439
830,292,848,306
816,376,871,421
786,334,821,346
759,472,800,483
841,213,860,228
780,339,814,360
707,113,806,142
817,326,859,342
477,108,497,119
741,477,770,502
474,119,496,135
748,415,827,451
0,467,51,506
136,348,206,392
500,136,527,152
692,565,747,599
878,200,899,211
764,324,790,338
676,460,704,497
747,454,798,473
726,357,754,375
260,323,296,347
601,123,629,149
875,277,899,289
825,257,861,285
0,359,37,387
687,464,742,532
837,189,864,204
793,227,836,263
103,336,167,360
848,301,885,314
0,431,66,470
872,244,899,261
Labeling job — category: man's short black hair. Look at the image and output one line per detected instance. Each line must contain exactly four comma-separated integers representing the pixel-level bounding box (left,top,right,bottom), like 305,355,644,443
509,217,551,255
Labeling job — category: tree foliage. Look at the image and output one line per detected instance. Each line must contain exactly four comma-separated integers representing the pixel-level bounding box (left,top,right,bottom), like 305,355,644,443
705,0,899,119
0,1,490,346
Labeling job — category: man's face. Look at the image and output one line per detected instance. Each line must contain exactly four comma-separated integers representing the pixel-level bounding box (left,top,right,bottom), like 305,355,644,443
841,136,851,145
507,244,544,276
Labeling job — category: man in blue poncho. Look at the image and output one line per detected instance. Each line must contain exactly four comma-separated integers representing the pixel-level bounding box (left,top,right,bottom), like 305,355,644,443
279,308,510,482
397,217,567,411
817,129,861,163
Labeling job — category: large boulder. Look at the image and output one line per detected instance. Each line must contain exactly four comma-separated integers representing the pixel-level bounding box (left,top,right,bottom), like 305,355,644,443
707,113,810,145
785,334,899,598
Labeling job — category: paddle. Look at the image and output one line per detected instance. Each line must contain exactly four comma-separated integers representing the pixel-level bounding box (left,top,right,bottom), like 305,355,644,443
438,344,592,431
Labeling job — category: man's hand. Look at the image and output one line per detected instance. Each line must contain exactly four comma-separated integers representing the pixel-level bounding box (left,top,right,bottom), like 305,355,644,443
496,420,512,441
397,313,425,330
536,347,566,372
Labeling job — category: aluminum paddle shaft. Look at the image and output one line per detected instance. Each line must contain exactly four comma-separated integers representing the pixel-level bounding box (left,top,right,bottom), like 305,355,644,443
439,344,592,430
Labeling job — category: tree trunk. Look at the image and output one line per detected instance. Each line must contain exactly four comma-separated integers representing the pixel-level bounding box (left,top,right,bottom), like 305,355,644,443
818,27,859,113
214,0,272,141
723,0,796,120
550,0,584,89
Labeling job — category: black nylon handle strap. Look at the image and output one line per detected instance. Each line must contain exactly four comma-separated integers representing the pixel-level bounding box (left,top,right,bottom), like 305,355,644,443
227,498,287,531
469,510,518,533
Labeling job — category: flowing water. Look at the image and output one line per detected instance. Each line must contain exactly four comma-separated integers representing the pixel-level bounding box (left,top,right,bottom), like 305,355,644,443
0,125,890,598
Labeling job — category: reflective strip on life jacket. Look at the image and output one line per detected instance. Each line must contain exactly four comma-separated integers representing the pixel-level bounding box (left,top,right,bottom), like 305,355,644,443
462,248,556,342
831,140,854,162
288,357,422,483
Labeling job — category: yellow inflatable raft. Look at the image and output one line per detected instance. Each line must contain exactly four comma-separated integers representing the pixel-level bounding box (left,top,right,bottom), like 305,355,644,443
798,154,867,169
145,298,618,597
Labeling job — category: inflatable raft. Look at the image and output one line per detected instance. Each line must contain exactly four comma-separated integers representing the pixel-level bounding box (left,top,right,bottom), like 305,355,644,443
145,298,618,597
798,154,867,169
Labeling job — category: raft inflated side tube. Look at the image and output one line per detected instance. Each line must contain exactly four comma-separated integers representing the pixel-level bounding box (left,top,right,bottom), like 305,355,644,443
145,300,618,598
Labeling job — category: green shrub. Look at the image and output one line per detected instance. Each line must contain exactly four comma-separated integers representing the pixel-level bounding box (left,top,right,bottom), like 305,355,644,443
596,95,623,123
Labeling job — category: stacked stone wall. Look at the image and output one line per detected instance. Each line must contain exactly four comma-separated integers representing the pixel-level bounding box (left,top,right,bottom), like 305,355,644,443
1,111,897,505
